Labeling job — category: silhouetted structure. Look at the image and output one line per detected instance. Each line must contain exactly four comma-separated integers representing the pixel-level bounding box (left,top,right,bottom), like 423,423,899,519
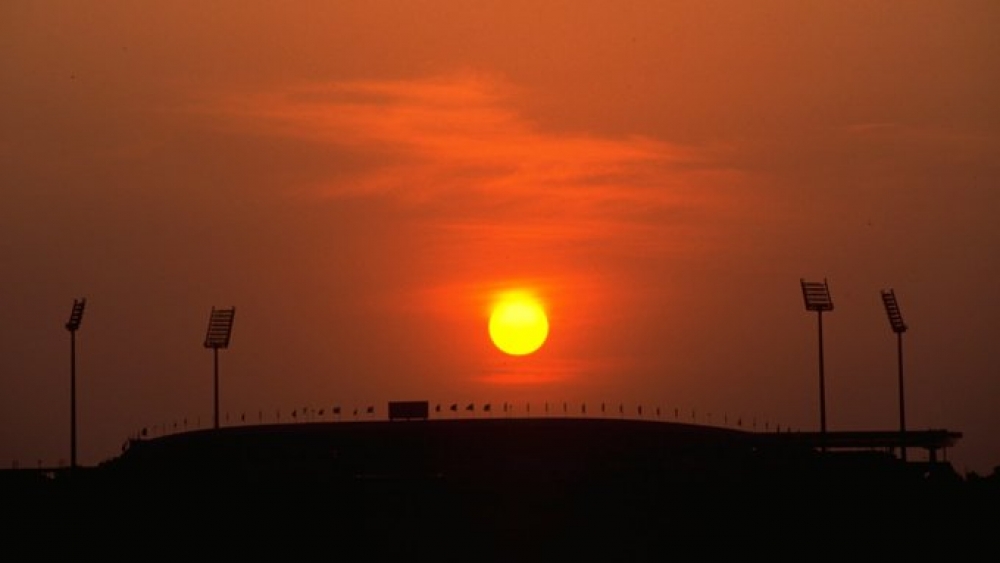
203,306,235,429
95,417,963,492
389,400,430,420
65,297,86,470
801,278,833,451
881,288,909,461
3,415,996,558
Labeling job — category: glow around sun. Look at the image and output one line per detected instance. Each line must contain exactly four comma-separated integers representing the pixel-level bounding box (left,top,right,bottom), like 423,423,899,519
488,290,549,356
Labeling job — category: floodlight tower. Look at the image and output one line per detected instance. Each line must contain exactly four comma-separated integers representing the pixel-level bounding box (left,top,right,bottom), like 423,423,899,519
801,278,833,451
204,306,236,429
881,288,908,462
65,298,87,470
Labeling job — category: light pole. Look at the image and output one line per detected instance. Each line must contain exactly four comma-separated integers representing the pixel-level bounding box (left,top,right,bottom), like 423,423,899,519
881,288,908,462
65,298,87,470
801,278,833,452
204,306,236,429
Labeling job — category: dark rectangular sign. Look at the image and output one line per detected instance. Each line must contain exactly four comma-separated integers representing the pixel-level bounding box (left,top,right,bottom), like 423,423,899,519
388,401,429,421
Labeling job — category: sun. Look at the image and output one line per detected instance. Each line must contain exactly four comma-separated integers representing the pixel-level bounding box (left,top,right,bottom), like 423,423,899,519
488,291,549,356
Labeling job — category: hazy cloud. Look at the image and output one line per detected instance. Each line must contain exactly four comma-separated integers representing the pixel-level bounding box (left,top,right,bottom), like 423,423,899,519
203,73,742,218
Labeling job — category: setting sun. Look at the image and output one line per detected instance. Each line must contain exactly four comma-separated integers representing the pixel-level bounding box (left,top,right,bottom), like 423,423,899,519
488,291,549,356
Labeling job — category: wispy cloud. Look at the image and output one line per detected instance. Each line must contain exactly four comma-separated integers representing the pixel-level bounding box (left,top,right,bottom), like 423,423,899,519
204,73,741,224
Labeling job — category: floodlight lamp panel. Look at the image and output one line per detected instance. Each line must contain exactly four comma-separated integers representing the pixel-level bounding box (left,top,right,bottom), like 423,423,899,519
881,289,907,333
65,298,87,331
800,279,833,312
204,306,236,349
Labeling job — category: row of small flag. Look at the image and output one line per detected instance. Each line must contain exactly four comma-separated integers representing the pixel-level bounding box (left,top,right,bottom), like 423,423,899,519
136,402,780,440
436,402,771,427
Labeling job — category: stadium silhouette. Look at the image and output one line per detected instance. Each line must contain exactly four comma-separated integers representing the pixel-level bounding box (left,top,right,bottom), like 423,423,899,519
6,289,996,558
4,407,996,558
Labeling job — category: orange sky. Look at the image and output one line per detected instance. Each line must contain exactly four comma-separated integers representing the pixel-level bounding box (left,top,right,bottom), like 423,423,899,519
2,1,999,475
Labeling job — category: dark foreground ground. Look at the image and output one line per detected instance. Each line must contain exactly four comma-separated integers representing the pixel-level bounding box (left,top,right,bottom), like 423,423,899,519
3,418,997,559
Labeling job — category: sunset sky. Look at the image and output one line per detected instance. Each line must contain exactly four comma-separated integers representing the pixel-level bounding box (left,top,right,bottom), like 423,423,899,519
3,1,998,475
